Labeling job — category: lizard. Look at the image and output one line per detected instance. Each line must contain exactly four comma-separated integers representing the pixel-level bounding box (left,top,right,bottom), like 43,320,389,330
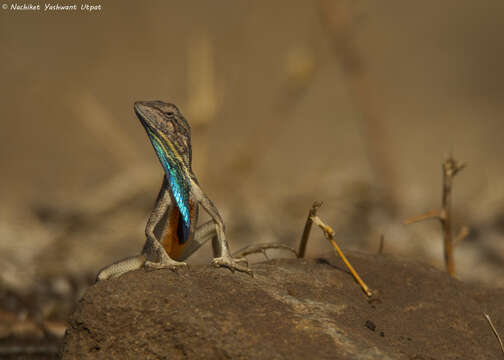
96,101,250,281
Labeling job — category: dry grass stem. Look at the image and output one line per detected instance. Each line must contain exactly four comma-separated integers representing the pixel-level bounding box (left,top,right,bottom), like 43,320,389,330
454,226,470,247
378,234,384,254
186,33,217,127
275,46,318,112
185,33,217,177
404,156,467,276
483,313,504,356
311,215,372,297
403,209,442,225
298,201,323,258
73,92,143,167
319,0,398,212
41,164,159,221
233,243,298,260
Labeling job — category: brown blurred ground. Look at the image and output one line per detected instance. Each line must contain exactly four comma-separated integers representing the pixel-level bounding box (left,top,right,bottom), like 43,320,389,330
1,0,504,301
2,0,504,202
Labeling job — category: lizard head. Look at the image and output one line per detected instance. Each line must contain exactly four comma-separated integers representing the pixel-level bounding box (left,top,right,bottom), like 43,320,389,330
134,101,192,169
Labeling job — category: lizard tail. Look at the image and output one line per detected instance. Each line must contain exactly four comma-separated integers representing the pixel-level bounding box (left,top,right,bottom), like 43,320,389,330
95,254,146,282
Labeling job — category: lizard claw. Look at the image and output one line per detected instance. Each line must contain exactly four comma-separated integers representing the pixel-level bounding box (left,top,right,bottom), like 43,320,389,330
211,256,253,276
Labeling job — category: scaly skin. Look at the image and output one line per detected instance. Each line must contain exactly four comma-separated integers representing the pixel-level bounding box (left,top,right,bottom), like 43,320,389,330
96,101,250,281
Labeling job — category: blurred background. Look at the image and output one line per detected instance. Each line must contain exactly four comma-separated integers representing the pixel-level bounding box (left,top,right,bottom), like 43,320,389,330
1,0,504,352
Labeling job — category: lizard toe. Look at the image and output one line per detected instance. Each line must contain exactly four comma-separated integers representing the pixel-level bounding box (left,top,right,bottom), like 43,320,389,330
211,256,253,277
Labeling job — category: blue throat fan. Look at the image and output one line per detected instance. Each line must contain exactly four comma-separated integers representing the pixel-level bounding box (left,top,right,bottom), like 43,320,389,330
147,129,191,243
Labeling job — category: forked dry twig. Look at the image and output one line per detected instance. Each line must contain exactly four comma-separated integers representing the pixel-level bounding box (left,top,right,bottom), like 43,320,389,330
310,215,372,297
403,156,468,276
483,313,504,356
299,202,372,296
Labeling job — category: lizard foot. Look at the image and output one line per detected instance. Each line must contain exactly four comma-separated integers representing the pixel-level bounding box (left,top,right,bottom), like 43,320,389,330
144,260,188,272
211,256,253,276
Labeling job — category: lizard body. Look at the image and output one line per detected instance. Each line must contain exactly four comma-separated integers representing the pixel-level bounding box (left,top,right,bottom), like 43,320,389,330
97,101,248,281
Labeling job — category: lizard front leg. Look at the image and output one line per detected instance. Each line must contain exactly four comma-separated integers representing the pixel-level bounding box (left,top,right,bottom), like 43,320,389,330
189,179,251,275
143,177,188,270
95,178,185,281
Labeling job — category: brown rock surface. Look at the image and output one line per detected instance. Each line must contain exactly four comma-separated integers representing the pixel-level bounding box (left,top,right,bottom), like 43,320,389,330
61,252,504,359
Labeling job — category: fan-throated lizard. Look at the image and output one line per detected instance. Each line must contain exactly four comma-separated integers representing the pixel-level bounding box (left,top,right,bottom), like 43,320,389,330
96,101,250,280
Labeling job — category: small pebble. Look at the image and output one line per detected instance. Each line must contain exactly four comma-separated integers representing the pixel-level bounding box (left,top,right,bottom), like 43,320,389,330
365,320,376,331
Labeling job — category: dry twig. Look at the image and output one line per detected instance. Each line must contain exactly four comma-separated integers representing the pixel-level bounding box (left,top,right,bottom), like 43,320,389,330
403,156,468,276
483,313,504,356
454,226,470,247
233,243,298,260
403,209,441,225
299,202,372,296
298,201,323,258
310,215,372,297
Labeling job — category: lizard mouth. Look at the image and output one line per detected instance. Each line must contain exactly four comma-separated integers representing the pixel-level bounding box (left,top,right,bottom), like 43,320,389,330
134,102,154,132
134,102,169,149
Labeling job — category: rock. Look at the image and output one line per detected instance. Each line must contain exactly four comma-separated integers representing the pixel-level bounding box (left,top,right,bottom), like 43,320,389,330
61,251,504,359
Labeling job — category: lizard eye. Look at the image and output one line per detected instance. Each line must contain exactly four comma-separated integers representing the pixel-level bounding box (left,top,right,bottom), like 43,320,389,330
165,111,174,116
